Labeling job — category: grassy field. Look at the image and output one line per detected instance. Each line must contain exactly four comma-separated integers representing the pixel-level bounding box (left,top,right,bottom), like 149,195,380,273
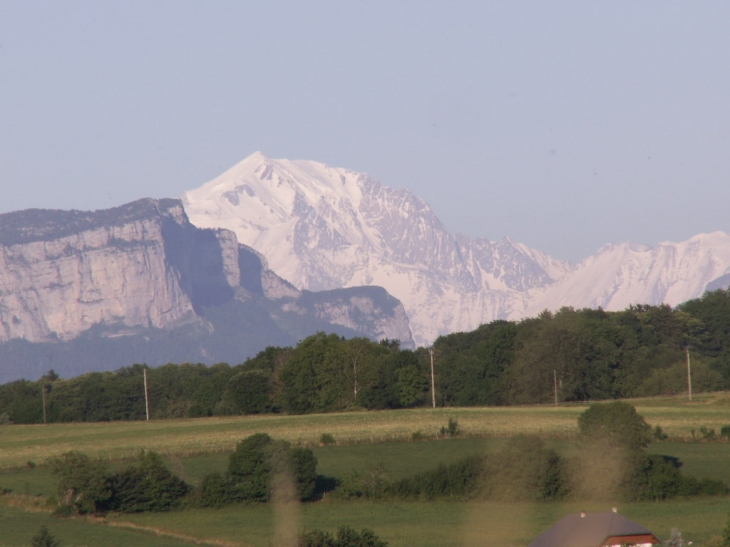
2,497,728,547
2,392,730,470
109,498,730,547
5,436,730,499
2,393,730,546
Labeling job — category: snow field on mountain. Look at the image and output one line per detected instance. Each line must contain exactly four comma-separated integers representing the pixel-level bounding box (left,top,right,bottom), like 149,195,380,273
183,152,730,345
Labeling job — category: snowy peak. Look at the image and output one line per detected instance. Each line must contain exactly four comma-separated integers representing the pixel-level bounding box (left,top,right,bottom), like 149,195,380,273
183,153,730,345
183,153,573,345
524,231,730,316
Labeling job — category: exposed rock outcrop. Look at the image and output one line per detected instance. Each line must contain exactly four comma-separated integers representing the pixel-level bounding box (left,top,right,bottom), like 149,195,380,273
0,199,413,381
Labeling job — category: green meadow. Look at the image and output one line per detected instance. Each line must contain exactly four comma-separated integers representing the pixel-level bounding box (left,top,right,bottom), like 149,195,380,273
2,394,730,547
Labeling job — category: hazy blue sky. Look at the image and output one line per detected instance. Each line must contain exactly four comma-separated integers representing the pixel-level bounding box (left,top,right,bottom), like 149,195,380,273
2,1,729,261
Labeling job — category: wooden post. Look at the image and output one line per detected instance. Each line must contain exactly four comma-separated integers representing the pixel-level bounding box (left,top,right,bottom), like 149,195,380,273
429,348,436,409
686,347,692,402
144,367,150,421
41,384,47,425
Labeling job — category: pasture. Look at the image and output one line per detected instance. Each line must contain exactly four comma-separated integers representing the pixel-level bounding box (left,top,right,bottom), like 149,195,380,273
1,393,730,546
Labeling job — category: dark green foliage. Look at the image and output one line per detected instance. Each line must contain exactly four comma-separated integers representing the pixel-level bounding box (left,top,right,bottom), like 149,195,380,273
577,401,652,450
439,418,460,437
435,320,516,406
198,472,230,508
222,370,272,414
277,333,348,414
320,433,336,445
700,426,718,441
573,403,728,501
378,435,569,502
677,475,728,497
30,526,61,547
484,435,567,501
104,451,189,513
227,433,274,501
628,453,684,501
653,425,669,441
277,333,411,414
334,463,390,500
384,454,484,500
291,446,318,500
51,450,189,515
200,433,319,506
299,527,388,547
4,289,730,421
49,451,111,515
0,379,43,423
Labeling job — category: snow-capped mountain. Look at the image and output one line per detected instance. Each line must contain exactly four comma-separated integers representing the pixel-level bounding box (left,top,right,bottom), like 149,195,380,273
182,153,573,345
522,232,730,317
182,153,730,345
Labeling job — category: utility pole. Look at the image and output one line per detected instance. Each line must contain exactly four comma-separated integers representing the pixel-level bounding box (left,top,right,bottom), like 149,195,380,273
686,347,692,402
41,384,47,425
553,369,558,407
429,348,436,409
143,367,150,421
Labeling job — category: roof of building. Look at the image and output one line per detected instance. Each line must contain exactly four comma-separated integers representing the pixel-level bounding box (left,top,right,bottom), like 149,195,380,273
528,512,660,547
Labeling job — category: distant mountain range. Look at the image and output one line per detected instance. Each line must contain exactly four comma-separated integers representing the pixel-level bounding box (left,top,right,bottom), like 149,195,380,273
183,152,730,346
0,199,412,382
2,152,729,382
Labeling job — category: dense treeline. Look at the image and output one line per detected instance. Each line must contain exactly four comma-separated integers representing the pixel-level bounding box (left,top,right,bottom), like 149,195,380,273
2,290,730,423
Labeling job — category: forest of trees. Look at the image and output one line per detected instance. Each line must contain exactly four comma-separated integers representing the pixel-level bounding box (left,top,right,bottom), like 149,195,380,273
1,289,730,424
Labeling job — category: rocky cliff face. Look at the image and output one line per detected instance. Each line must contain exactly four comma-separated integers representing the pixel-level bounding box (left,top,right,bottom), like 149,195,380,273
0,199,414,381
0,199,195,343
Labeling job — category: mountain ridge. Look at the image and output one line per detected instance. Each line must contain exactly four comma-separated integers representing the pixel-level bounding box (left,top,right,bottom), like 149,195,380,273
183,153,730,345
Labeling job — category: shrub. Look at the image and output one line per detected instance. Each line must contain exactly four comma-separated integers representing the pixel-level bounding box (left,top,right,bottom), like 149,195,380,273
203,433,319,506
628,454,683,501
700,426,715,440
334,463,389,500
386,455,483,500
320,433,336,445
677,475,728,497
299,527,388,547
227,433,273,502
49,451,111,515
577,401,651,450
198,472,230,508
439,418,460,437
30,526,61,547
652,425,668,441
721,425,730,439
411,430,425,441
104,451,189,513
484,435,567,502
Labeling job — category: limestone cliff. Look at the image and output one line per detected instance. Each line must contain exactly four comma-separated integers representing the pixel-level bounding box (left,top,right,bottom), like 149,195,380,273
0,199,195,343
0,199,413,381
